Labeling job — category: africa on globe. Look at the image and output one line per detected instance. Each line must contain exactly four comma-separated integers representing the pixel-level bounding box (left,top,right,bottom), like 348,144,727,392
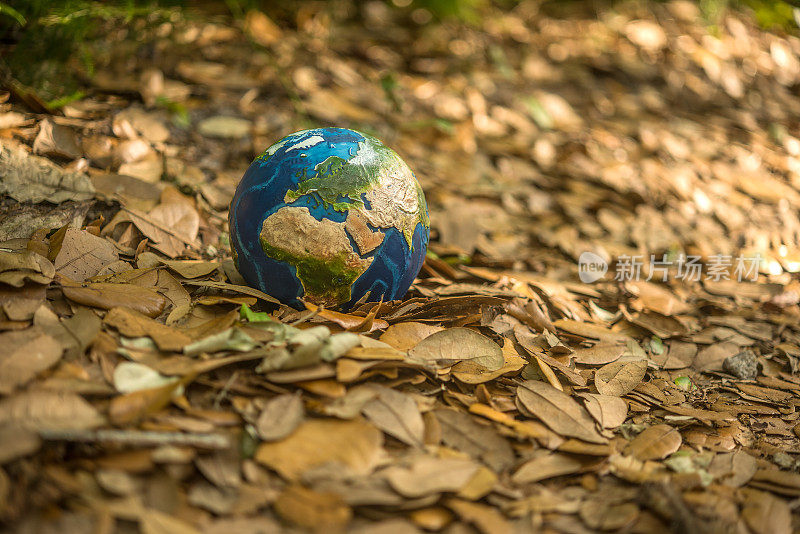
229,128,430,309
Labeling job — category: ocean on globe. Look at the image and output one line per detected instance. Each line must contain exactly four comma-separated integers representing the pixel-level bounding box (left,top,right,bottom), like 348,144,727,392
229,127,430,309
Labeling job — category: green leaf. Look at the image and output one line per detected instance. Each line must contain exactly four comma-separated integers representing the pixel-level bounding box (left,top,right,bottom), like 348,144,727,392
0,2,26,25
240,303,273,323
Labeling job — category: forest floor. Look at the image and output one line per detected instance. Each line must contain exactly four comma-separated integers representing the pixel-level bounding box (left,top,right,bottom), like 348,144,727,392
2,1,800,532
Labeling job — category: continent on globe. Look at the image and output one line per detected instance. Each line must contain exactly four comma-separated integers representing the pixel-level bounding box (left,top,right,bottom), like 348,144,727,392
229,128,429,309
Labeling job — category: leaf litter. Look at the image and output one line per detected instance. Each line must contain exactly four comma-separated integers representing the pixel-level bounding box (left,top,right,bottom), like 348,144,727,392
2,1,800,532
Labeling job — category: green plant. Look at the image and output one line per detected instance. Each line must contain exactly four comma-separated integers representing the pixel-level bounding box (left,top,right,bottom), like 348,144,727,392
0,1,180,100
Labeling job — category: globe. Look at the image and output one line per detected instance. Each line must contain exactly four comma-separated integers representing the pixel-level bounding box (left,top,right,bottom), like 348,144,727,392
229,128,430,309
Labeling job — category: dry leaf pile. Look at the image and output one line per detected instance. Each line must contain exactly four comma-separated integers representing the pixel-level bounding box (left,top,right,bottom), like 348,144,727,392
2,1,800,532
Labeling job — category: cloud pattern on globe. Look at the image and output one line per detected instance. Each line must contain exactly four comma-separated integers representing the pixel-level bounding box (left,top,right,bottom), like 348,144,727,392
229,128,430,309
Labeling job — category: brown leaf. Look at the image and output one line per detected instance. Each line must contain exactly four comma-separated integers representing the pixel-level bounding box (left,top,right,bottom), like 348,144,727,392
255,419,383,480
0,250,55,287
49,228,118,282
572,343,625,366
512,452,598,484
446,498,513,534
408,327,503,371
516,380,606,443
0,423,42,464
434,409,515,471
624,424,681,460
244,10,283,47
741,489,792,534
0,327,63,394
361,385,425,447
255,393,305,442
274,484,351,532
108,379,185,426
33,119,82,160
379,322,444,351
62,281,168,318
452,341,526,384
104,307,190,351
0,390,104,431
594,359,647,397
579,500,639,531
140,509,200,534
577,393,628,429
383,455,480,497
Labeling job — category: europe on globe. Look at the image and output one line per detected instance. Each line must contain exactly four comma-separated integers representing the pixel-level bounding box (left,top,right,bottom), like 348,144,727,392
229,127,430,309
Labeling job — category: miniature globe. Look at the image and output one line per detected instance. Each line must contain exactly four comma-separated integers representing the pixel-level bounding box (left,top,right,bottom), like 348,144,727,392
229,128,430,309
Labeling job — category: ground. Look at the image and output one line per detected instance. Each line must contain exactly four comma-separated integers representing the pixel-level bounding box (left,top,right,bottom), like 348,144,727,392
1,1,800,533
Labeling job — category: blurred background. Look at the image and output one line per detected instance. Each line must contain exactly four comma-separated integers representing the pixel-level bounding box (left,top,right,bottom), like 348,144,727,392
2,0,800,281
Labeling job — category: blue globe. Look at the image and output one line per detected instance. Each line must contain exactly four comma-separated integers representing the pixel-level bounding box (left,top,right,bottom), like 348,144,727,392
229,128,430,309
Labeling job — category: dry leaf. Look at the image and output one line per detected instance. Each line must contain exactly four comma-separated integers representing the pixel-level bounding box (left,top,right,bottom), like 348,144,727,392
383,455,480,497
624,424,681,460
255,393,305,441
512,452,597,484
62,281,168,317
594,359,647,397
0,390,104,431
361,385,424,447
255,419,383,480
516,380,606,444
740,489,792,534
104,307,191,351
274,484,351,532
446,498,513,534
434,409,515,471
0,327,62,394
33,119,82,160
408,327,503,371
577,393,628,429
379,322,444,350
0,140,94,203
0,423,42,464
572,343,625,366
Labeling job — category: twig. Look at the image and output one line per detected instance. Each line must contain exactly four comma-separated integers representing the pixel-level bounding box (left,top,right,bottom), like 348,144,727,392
38,429,231,449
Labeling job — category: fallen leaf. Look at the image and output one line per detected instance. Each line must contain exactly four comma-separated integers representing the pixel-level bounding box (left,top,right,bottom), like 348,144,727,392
33,119,82,160
594,359,647,397
361,385,425,447
0,250,55,287
384,455,480,497
577,393,628,429
408,327,503,370
105,307,191,351
446,498,513,534
0,327,63,394
0,423,42,464
379,322,444,350
434,409,515,471
198,116,251,139
62,281,168,318
516,380,606,443
624,424,681,460
255,419,383,480
273,484,351,532
113,362,179,393
255,393,305,441
50,228,119,281
244,10,283,47
0,140,94,203
140,509,200,534
0,390,104,431
572,343,625,366
512,452,597,484
740,489,792,534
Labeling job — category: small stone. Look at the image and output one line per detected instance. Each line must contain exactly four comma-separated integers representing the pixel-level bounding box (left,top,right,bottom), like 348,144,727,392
722,350,760,380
